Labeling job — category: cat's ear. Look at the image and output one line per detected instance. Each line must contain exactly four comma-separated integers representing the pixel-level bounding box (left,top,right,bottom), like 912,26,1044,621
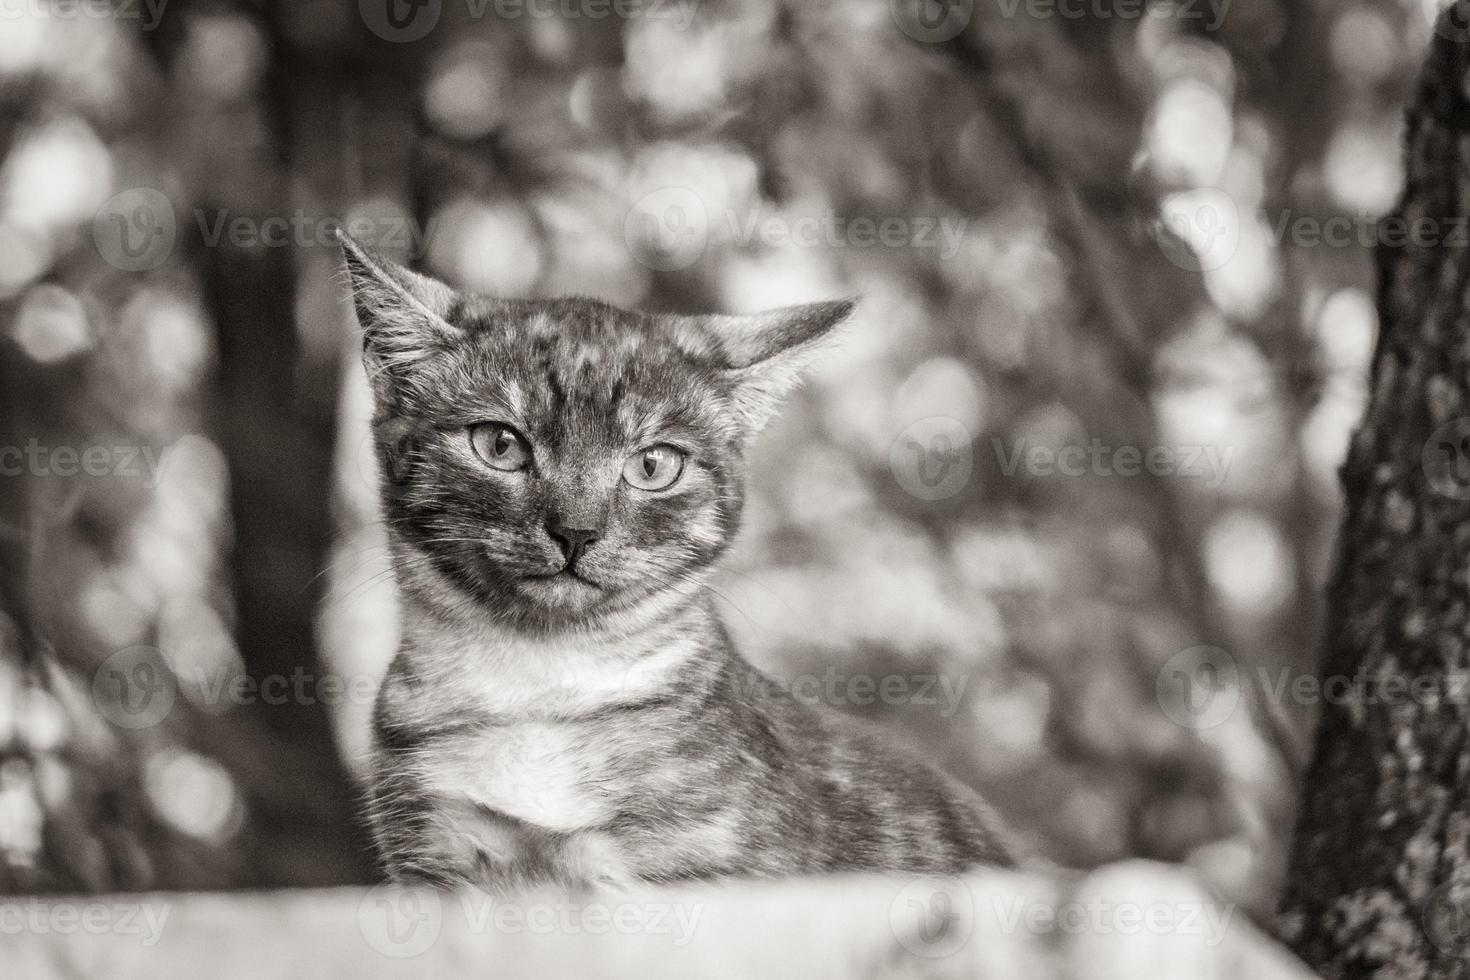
336,228,461,387
679,299,856,433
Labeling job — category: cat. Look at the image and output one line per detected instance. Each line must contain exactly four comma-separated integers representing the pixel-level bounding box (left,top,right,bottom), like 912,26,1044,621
338,230,1019,889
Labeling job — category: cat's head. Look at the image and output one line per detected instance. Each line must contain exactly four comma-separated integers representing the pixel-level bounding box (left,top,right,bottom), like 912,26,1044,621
338,232,853,633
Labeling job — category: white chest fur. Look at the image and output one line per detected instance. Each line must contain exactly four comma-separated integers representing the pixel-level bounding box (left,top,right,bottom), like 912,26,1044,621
402,603,698,716
418,720,615,832
392,603,700,835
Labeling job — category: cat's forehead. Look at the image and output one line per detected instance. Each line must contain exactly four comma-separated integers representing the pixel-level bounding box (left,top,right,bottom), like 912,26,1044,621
451,298,730,446
520,303,659,358
493,303,695,384
460,297,670,357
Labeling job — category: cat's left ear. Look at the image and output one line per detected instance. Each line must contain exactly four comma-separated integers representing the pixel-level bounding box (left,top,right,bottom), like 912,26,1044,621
679,299,857,433
336,228,462,392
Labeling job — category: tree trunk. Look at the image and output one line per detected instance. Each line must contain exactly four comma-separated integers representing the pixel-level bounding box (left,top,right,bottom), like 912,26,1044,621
1279,6,1470,974
184,0,377,887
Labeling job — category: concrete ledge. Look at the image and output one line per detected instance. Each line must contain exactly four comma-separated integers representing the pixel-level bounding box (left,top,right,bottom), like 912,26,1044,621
7,861,1315,979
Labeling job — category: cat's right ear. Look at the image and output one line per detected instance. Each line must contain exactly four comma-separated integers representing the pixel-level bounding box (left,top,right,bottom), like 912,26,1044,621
674,300,856,434
336,229,461,393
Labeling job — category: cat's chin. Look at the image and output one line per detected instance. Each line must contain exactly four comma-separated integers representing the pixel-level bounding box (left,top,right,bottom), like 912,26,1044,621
513,570,605,612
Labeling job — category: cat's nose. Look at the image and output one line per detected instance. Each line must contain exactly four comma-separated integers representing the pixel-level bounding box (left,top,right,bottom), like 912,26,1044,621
546,523,601,565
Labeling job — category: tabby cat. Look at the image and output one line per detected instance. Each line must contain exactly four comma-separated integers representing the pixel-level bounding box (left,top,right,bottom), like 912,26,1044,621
339,231,1017,888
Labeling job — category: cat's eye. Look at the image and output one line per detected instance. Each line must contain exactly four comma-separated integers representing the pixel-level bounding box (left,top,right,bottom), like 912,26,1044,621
622,445,685,492
469,423,532,472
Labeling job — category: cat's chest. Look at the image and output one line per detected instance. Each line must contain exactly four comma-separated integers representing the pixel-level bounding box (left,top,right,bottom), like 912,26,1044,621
416,720,667,886
396,639,685,831
399,618,698,719
421,721,622,832
411,717,745,886
382,612,710,881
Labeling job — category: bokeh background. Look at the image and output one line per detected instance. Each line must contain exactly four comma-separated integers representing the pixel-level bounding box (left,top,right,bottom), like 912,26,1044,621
0,0,1437,913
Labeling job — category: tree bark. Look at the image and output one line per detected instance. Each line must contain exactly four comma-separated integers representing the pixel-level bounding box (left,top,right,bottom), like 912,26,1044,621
1279,6,1470,974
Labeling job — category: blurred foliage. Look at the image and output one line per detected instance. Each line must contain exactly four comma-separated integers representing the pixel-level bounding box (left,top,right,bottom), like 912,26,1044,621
0,0,1431,909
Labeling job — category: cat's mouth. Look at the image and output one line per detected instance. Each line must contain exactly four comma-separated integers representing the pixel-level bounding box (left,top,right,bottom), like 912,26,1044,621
521,567,603,590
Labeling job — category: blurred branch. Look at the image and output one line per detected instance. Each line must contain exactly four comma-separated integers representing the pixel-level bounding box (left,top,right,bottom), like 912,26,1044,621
0,339,38,668
913,12,1303,832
